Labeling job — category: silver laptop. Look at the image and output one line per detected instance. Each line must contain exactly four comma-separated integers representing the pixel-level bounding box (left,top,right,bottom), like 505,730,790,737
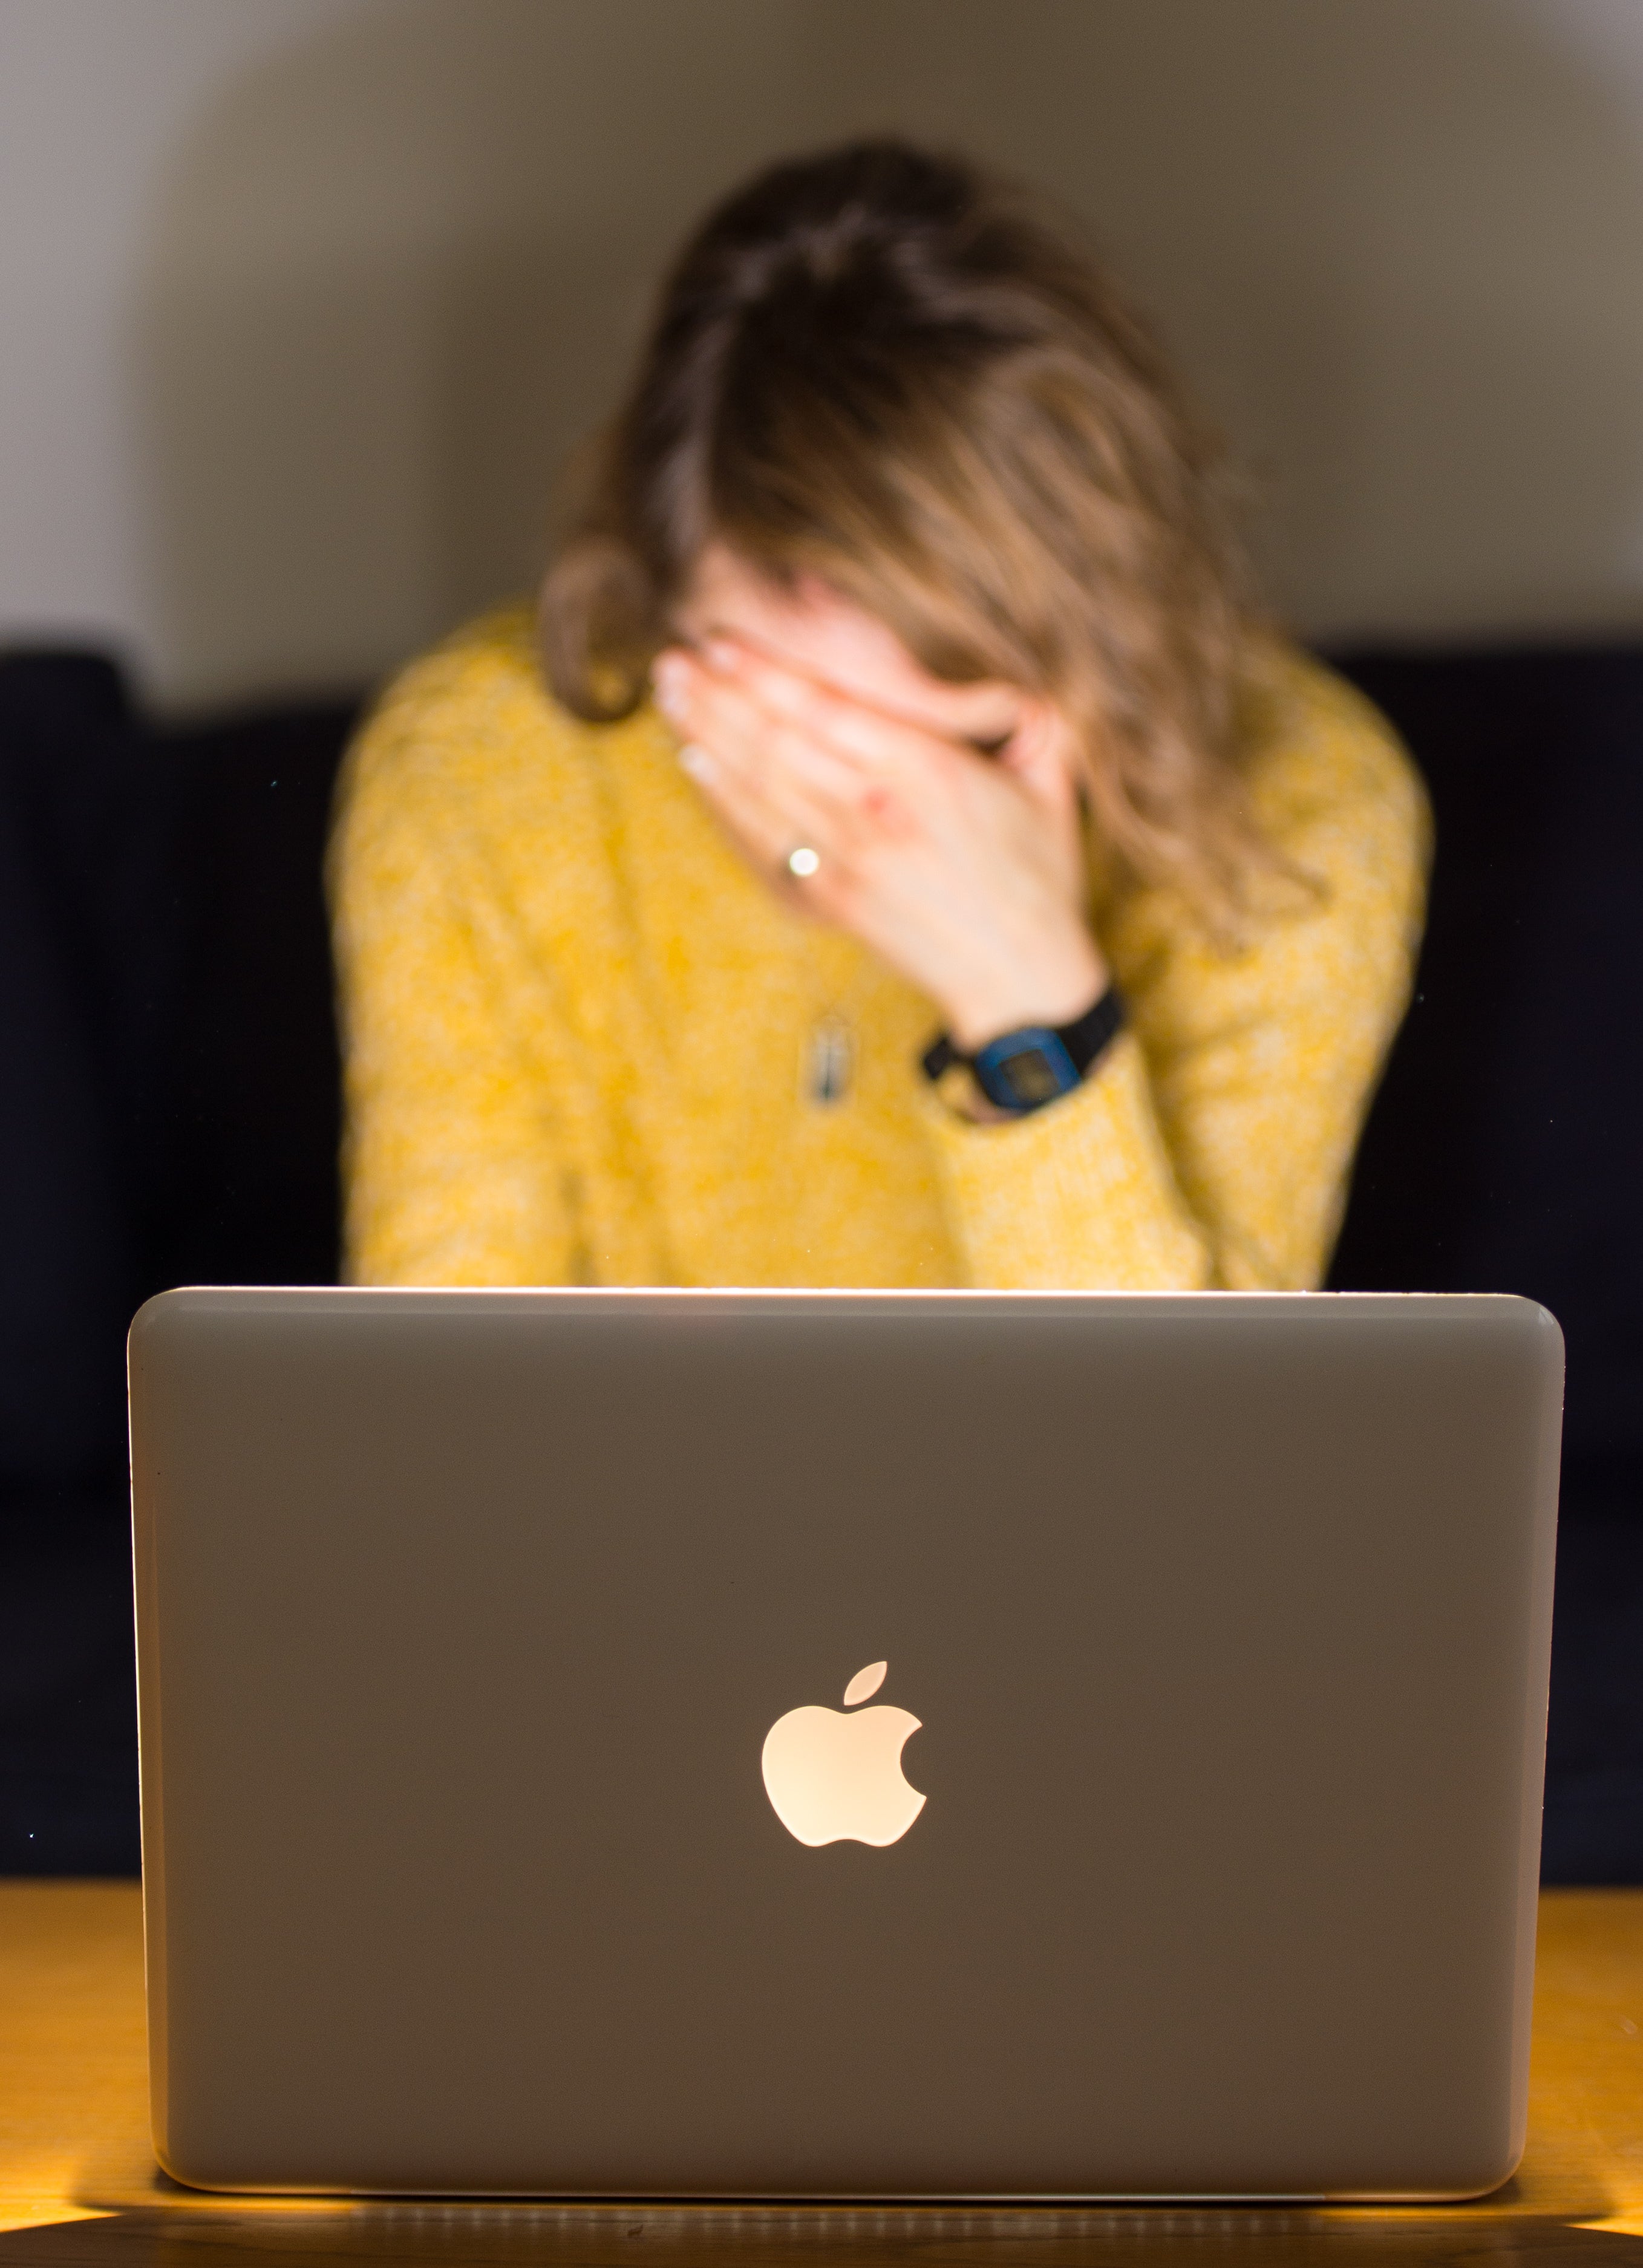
128,1286,1561,2201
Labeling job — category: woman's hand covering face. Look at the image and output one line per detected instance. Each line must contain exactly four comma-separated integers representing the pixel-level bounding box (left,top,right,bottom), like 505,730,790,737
651,634,1107,1052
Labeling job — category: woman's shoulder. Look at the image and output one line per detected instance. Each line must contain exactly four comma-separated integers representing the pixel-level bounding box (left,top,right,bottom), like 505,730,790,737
1236,634,1431,878
347,604,592,793
334,605,672,891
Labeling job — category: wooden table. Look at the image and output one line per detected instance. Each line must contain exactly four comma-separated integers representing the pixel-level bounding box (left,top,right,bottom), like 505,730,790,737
3,1884,1641,2264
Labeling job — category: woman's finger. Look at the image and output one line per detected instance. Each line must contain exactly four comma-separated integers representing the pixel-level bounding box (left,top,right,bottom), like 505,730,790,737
655,650,881,852
656,660,858,878
679,740,862,917
664,648,877,812
677,697,866,861
700,637,933,783
996,699,1085,822
677,742,791,866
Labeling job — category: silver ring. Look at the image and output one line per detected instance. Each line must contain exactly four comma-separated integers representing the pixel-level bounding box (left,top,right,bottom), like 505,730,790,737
786,844,822,879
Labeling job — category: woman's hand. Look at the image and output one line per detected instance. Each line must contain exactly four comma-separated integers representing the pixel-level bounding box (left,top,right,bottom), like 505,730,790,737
652,639,1106,1051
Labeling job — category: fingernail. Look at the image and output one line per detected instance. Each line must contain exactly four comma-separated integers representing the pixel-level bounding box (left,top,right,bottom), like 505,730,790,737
652,654,688,717
678,742,716,781
702,637,739,674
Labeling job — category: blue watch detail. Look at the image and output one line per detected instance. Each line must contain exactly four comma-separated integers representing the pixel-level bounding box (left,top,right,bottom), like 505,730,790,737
971,1028,1082,1111
920,986,1124,1117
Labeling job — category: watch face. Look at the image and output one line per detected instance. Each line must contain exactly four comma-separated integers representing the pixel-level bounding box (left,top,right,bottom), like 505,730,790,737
976,1030,1080,1113
999,1046,1066,1107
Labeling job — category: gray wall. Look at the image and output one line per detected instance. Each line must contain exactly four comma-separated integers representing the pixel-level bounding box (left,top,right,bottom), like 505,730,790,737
3,0,1642,709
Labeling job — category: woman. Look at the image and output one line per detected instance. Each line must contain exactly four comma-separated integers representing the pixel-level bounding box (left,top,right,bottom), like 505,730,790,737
330,140,1427,1292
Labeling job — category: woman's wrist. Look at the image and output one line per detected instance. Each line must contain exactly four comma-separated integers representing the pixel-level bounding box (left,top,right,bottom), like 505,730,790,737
923,983,1125,1120
941,929,1108,1054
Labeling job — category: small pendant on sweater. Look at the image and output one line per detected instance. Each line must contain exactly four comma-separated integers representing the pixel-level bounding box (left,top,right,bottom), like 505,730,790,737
806,1014,855,1106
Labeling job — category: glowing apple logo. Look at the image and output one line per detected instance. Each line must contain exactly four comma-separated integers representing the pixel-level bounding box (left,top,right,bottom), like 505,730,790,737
760,1660,926,1847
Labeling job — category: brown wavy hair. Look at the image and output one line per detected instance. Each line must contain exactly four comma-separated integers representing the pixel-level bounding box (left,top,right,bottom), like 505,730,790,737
540,138,1282,929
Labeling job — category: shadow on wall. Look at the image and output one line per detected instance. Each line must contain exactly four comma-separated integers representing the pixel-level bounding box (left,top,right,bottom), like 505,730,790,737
128,0,1643,709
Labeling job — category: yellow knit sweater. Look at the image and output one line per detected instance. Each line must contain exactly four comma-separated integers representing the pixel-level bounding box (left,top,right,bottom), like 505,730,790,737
330,608,1428,1292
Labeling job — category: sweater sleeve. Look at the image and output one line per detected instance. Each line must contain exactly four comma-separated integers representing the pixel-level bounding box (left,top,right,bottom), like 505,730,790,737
922,658,1431,1291
328,653,577,1289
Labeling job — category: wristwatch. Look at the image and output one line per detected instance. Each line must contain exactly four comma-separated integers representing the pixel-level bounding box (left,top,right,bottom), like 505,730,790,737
921,986,1125,1118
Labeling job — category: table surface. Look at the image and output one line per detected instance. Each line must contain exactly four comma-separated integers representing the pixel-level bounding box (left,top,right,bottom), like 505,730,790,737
2,1883,1641,2266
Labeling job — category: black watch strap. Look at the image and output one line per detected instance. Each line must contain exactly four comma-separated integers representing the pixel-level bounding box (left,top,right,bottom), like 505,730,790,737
921,985,1124,1116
